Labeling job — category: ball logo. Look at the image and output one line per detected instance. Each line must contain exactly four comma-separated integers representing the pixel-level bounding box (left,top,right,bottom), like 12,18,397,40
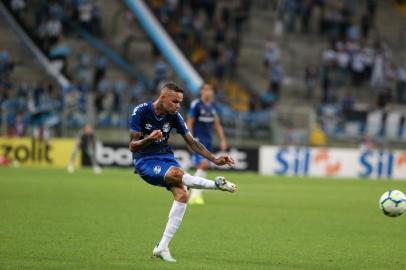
162,123,170,133
145,123,152,130
153,165,161,174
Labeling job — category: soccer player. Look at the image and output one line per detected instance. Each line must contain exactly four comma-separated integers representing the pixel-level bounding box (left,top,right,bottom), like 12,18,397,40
67,124,102,174
129,82,237,263
187,84,228,205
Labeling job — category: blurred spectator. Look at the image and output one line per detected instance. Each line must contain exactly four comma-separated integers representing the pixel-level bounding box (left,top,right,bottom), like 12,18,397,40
92,53,108,90
336,43,350,86
351,49,366,87
309,123,327,146
64,84,85,127
78,0,94,32
359,134,374,151
396,63,406,104
340,91,355,120
320,63,332,103
285,0,299,33
0,50,15,78
263,36,280,68
15,114,27,137
305,63,319,99
28,81,61,140
10,0,25,18
49,36,72,75
376,87,392,109
46,17,62,46
260,86,276,108
77,46,93,84
269,62,284,98
370,48,386,90
300,0,314,33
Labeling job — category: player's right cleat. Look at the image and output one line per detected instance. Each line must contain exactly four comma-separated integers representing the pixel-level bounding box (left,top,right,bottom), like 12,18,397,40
215,176,237,192
188,195,205,205
152,244,176,263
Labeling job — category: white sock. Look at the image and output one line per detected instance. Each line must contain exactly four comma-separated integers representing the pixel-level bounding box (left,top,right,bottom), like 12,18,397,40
190,169,207,198
182,173,216,189
157,200,187,251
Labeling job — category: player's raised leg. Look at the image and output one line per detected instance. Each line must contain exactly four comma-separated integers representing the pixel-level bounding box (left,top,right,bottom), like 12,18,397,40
165,167,236,192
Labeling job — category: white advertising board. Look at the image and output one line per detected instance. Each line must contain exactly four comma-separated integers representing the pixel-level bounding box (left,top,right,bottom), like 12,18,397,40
260,146,406,180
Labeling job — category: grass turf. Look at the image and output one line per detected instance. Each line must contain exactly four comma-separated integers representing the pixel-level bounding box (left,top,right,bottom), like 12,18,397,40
0,167,406,270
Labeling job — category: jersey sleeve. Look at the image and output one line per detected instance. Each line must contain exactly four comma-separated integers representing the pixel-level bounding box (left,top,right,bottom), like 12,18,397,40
188,99,199,118
130,105,143,132
174,112,189,135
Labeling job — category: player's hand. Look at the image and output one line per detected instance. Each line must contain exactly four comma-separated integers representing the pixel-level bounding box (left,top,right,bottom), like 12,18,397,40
214,154,235,167
147,130,163,141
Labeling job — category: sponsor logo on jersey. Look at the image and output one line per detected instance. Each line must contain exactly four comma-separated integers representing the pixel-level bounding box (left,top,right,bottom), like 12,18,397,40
198,116,214,123
145,123,152,130
163,122,170,133
153,165,161,174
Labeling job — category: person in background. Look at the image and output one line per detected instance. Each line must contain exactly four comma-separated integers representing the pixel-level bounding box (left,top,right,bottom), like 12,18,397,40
187,84,228,205
67,124,102,174
309,123,327,147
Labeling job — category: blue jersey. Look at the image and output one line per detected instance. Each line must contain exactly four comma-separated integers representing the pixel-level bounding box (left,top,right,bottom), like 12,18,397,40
130,101,189,160
188,99,218,147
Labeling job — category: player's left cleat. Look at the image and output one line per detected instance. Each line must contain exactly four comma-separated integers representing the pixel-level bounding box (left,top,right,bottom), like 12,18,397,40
67,164,74,174
153,244,176,262
215,176,237,192
188,195,205,205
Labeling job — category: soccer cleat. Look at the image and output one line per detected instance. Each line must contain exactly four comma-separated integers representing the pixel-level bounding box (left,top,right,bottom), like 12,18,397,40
153,245,176,263
188,195,205,205
67,164,74,174
214,176,237,192
93,165,102,174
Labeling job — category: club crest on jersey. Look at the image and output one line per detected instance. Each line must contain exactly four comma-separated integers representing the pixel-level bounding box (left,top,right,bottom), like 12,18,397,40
163,122,170,133
145,123,152,130
153,165,161,174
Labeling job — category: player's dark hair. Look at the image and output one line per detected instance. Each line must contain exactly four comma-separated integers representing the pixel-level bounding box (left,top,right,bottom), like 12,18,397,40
160,82,184,93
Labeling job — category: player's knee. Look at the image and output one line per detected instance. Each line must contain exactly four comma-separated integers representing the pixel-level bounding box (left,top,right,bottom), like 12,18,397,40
173,187,188,203
166,167,185,184
199,160,209,170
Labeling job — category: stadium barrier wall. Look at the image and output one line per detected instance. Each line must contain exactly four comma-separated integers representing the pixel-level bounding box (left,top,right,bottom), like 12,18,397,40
85,142,258,171
0,137,79,168
259,146,406,180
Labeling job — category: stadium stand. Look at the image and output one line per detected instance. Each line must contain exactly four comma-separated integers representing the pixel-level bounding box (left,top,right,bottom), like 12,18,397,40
0,0,405,146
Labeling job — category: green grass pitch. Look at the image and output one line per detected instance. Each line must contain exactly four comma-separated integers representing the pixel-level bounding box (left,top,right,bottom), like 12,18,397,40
1,167,406,270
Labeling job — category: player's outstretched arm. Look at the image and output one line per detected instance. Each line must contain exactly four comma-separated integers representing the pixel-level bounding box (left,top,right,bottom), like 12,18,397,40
182,133,234,166
214,115,227,152
129,130,163,151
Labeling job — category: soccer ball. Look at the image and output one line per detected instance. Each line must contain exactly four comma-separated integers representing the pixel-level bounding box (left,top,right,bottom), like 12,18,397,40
379,190,406,217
